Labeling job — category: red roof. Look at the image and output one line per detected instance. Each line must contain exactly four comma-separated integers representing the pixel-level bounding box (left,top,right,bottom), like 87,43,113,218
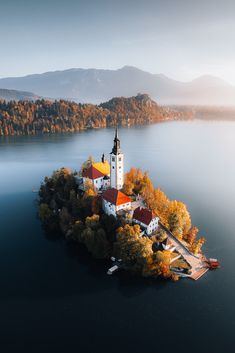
133,207,156,226
102,188,131,206
82,165,104,180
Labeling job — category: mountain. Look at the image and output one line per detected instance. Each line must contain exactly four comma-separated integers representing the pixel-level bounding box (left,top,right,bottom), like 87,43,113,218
0,66,235,105
0,88,39,101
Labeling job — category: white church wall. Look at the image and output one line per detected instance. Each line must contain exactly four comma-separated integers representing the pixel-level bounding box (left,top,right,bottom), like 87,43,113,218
102,199,116,217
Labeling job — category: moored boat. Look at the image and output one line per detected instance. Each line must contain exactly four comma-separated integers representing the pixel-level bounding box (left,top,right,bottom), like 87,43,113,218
207,258,220,269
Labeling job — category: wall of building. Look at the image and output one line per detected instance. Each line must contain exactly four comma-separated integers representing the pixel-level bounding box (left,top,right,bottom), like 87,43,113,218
133,217,159,235
83,176,104,191
102,200,131,217
146,218,159,235
93,176,104,190
102,199,116,216
103,178,110,189
116,202,131,212
110,153,124,190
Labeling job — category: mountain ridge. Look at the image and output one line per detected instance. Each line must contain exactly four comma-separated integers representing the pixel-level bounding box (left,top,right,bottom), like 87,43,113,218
0,66,235,105
0,88,39,101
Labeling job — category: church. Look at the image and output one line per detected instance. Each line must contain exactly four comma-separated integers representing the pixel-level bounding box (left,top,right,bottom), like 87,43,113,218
79,128,159,235
102,128,132,216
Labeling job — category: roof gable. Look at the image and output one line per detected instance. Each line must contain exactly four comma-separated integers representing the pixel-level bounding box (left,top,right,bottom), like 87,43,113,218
93,161,110,175
102,188,131,206
82,165,104,180
133,207,156,226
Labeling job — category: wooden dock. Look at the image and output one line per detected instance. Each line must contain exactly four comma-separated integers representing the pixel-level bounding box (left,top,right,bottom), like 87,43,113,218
159,222,210,281
189,267,209,281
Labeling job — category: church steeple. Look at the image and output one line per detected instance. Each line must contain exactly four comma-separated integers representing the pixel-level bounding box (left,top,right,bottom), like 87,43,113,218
111,127,121,155
110,127,124,190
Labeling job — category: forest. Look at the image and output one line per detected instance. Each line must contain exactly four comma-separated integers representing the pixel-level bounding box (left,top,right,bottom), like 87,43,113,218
0,94,192,136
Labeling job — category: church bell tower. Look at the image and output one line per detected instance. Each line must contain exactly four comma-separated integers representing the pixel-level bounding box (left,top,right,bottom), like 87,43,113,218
110,127,124,190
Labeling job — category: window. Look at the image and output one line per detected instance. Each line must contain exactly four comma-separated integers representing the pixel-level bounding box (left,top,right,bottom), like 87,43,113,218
112,157,115,162
119,157,122,161
112,166,114,169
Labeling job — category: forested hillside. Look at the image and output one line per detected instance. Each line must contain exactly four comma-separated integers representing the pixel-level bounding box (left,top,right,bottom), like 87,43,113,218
0,94,192,136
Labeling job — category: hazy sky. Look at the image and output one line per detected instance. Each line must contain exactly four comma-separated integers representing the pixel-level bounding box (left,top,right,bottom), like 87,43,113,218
1,0,235,84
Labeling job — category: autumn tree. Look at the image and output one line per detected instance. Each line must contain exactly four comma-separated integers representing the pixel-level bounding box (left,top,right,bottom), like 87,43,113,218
83,179,97,198
69,220,85,242
168,212,181,236
85,214,100,229
167,200,191,239
184,226,199,245
151,188,169,225
123,168,144,195
114,224,153,272
190,236,206,255
80,155,94,176
81,215,111,259
59,207,72,234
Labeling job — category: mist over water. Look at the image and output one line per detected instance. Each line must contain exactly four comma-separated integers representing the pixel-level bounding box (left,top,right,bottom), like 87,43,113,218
0,120,234,353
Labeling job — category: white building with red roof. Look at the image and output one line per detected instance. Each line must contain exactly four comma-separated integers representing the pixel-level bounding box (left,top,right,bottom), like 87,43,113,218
80,154,111,191
82,165,106,191
102,188,132,216
133,206,159,235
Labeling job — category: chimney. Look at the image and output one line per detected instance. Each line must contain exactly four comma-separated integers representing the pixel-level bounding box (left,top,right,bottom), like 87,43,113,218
101,153,105,163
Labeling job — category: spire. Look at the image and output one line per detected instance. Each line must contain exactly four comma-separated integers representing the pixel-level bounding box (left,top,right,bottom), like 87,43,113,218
115,126,118,140
111,126,121,155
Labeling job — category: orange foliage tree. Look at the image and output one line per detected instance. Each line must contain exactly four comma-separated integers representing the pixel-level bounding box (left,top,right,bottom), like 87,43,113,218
123,168,153,195
184,226,199,244
190,236,206,255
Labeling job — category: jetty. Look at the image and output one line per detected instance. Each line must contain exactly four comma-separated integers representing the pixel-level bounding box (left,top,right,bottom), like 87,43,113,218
159,222,209,280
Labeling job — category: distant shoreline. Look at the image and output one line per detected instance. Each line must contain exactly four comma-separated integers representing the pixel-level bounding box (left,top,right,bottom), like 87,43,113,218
0,115,235,140
170,105,235,121
0,94,192,136
1,96,235,137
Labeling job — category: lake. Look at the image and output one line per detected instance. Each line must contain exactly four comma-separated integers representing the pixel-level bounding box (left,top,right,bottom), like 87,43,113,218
0,120,234,353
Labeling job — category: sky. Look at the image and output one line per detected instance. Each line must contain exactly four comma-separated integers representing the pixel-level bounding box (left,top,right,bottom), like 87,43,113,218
0,0,235,84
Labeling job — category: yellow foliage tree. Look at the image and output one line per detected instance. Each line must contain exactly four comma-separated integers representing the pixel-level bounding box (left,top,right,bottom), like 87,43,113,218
79,155,94,176
190,236,206,255
85,214,100,229
114,224,153,272
52,167,72,180
123,168,154,196
83,179,97,198
167,200,191,239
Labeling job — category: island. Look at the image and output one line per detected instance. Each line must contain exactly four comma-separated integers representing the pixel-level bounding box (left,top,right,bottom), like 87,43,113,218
39,128,219,281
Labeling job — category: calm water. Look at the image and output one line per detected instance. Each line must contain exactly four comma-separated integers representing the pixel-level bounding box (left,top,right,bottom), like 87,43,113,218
0,121,235,353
